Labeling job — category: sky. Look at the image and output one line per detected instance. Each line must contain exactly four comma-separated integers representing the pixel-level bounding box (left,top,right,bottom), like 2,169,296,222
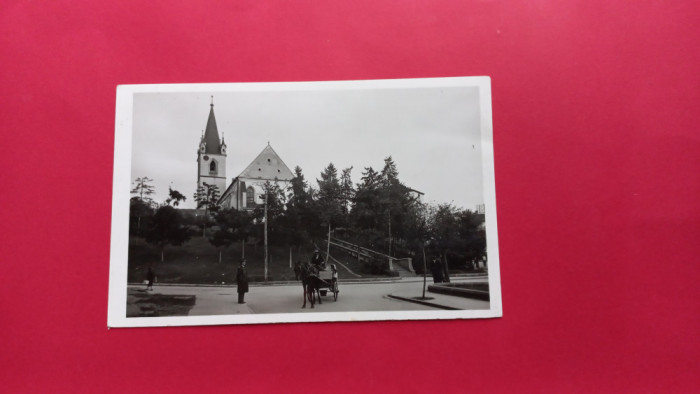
130,83,485,210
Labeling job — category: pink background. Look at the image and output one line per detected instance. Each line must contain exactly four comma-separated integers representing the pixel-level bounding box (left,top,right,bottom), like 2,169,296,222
1,1,698,392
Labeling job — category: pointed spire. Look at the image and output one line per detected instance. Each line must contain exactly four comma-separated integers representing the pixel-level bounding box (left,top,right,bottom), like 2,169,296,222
203,101,221,154
210,95,214,107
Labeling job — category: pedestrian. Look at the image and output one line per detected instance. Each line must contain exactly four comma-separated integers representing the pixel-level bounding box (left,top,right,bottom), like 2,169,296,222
330,264,338,281
294,260,302,281
440,254,450,283
236,259,249,304
430,257,443,283
146,266,155,291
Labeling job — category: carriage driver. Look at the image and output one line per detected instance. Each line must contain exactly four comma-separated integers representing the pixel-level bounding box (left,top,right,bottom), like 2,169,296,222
311,249,326,269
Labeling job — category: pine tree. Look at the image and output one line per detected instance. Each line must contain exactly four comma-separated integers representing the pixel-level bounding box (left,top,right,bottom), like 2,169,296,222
340,166,355,216
350,166,382,231
315,163,343,228
380,156,399,187
286,166,313,250
290,166,309,208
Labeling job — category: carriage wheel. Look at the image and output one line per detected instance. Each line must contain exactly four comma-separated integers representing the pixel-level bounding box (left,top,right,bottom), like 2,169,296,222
332,280,339,301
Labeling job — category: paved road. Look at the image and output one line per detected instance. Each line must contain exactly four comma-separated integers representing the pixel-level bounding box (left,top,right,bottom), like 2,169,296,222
249,279,434,314
128,277,490,316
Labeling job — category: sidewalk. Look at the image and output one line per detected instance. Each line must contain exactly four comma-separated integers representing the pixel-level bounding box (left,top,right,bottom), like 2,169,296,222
387,279,490,310
127,275,490,316
128,285,254,316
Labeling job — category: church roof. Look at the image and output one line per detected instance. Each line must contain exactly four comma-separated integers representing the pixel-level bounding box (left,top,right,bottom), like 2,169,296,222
203,104,221,154
237,144,294,181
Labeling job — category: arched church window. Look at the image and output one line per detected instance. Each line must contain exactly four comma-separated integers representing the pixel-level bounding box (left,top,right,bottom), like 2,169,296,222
246,187,255,207
209,160,217,174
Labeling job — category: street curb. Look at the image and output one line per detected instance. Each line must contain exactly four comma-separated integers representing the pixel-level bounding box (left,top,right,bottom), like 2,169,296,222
127,276,404,288
127,274,485,288
127,275,490,288
427,284,490,301
386,294,460,310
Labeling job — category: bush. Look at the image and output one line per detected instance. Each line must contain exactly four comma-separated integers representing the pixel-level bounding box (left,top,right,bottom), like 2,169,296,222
413,260,427,275
362,257,391,275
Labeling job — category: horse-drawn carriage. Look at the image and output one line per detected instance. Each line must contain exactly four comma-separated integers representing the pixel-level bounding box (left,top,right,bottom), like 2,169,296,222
302,262,339,308
317,264,339,301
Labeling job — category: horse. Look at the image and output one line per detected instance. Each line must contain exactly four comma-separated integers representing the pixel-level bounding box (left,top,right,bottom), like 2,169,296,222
301,262,325,308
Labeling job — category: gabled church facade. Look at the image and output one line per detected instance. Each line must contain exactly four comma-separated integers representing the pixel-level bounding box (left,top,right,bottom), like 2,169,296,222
196,99,294,210
218,143,295,210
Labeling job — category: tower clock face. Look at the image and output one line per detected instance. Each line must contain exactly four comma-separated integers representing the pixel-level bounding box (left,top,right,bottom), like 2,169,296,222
203,155,209,161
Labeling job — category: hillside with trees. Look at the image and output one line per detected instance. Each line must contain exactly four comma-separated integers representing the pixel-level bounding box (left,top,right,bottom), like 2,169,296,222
127,157,486,283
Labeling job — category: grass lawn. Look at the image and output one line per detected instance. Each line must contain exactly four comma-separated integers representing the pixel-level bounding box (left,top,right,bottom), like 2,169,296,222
128,236,319,284
127,236,443,284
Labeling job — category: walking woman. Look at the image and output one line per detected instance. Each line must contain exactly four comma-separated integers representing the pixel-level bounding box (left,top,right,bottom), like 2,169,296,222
146,266,156,291
236,259,249,304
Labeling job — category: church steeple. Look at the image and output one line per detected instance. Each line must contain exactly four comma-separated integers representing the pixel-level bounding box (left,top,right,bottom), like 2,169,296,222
197,97,227,199
203,96,222,154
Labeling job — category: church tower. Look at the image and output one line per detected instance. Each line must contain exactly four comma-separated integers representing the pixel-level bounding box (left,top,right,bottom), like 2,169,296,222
197,97,227,197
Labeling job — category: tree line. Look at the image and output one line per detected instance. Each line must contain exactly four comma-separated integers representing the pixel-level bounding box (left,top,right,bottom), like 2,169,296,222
129,156,486,273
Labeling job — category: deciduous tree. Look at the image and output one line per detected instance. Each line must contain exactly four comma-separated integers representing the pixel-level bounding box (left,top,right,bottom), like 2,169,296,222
209,208,254,263
144,205,190,262
130,177,155,235
193,182,220,237
165,186,187,207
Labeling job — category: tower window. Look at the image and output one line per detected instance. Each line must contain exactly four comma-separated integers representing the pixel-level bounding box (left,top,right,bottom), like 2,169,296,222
209,160,217,174
246,187,255,207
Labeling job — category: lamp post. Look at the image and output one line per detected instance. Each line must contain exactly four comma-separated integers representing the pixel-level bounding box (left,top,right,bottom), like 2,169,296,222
422,244,428,299
259,192,268,281
422,238,433,299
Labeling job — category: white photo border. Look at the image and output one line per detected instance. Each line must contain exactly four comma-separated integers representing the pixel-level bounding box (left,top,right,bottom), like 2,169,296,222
107,77,501,328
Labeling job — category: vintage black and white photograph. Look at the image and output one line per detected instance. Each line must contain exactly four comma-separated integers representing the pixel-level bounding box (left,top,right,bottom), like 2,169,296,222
108,77,501,327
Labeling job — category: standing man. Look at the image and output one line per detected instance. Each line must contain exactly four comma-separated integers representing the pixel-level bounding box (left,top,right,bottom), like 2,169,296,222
236,259,249,304
430,256,443,283
441,254,450,283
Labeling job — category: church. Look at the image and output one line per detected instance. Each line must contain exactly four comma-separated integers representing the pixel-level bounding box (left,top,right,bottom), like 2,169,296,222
195,99,295,210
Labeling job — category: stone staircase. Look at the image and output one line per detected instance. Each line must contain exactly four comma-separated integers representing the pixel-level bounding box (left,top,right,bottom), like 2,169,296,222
327,237,417,278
